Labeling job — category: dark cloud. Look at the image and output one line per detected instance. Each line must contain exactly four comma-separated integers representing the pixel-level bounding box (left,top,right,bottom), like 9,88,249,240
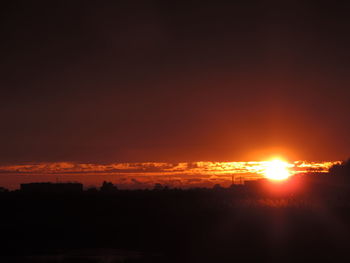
0,0,349,164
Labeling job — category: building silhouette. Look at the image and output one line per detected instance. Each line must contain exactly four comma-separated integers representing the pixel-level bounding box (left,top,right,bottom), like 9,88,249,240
20,182,83,193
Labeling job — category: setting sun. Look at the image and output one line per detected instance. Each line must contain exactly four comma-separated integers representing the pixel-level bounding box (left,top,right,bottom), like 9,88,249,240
263,159,291,181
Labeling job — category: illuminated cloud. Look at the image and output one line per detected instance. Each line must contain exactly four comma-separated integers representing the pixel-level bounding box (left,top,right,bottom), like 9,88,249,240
0,161,336,175
0,160,339,190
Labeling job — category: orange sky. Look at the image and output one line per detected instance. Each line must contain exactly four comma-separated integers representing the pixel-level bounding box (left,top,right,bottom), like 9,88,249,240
0,160,337,190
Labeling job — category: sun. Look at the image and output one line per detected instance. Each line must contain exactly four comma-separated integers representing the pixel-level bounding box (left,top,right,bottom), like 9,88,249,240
263,159,291,181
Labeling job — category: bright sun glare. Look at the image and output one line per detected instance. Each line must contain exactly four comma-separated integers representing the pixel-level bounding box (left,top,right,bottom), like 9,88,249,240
263,159,291,181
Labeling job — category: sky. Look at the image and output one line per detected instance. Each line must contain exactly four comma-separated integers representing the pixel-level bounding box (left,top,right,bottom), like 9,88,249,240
0,160,337,189
1,0,349,167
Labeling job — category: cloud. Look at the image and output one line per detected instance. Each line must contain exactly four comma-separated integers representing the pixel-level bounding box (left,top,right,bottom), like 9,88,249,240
0,161,335,175
0,161,337,190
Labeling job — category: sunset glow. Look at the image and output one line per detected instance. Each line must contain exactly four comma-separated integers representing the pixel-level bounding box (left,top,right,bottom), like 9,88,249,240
0,160,337,189
263,159,292,181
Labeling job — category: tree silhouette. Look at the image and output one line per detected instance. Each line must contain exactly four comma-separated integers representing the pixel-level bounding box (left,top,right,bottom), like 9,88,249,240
100,181,118,192
329,159,350,177
0,187,8,193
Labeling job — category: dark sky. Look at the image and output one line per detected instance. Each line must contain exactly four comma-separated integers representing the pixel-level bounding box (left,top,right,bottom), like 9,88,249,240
1,0,349,164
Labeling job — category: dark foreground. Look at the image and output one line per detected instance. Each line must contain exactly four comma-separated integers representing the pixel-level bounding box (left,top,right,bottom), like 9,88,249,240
2,184,350,263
